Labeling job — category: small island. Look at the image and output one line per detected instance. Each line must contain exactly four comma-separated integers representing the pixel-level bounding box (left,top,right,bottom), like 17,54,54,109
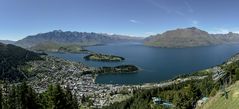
84,53,125,62
83,65,139,74
99,65,139,73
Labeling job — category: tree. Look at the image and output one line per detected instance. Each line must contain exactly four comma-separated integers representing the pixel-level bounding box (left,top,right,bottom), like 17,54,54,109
65,86,79,109
52,84,67,109
235,68,239,80
2,83,10,109
41,84,79,109
18,82,41,109
8,85,17,109
45,84,54,108
0,88,2,109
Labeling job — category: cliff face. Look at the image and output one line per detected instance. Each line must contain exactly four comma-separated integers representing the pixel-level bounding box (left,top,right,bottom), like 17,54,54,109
144,27,239,48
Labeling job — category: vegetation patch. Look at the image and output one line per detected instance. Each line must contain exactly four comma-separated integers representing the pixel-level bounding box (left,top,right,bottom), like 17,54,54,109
84,53,125,62
0,44,42,82
98,65,139,73
0,82,79,109
199,81,239,109
31,42,90,54
83,65,139,74
103,78,219,109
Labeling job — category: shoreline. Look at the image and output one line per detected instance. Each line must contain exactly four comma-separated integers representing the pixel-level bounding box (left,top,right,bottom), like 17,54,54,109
5,50,239,108
94,51,239,85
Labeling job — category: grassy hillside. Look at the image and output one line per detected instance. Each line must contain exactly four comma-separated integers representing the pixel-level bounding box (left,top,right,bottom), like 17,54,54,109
198,81,239,109
30,42,89,53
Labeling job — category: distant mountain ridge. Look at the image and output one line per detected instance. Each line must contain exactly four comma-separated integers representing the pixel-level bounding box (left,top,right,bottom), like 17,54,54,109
0,40,15,44
144,27,239,48
15,30,143,48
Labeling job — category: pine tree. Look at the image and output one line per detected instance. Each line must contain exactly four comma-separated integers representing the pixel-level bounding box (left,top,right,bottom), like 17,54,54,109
8,85,17,109
65,86,79,109
19,82,28,109
52,84,67,109
46,84,55,108
27,86,41,109
0,88,2,109
2,83,10,109
235,68,239,80
18,82,41,109
72,94,79,109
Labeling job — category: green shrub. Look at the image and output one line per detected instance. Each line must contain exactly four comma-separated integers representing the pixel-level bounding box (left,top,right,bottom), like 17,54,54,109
235,68,239,80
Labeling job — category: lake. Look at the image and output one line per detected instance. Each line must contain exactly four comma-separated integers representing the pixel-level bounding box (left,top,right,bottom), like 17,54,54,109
48,42,239,84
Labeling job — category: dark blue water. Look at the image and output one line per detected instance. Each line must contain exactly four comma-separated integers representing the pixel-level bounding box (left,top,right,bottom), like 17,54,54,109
48,42,239,84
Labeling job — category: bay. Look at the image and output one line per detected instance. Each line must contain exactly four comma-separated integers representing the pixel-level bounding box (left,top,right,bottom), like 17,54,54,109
48,42,239,84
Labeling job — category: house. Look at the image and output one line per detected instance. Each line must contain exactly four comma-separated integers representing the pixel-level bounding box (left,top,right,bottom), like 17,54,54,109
152,97,162,104
197,97,209,107
152,97,174,108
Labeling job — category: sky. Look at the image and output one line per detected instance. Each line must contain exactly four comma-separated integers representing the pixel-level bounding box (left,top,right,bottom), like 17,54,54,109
1,0,239,41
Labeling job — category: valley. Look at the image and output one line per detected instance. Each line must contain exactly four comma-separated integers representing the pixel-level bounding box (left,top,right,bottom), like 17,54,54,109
1,0,239,108
1,27,239,109
1,29,238,108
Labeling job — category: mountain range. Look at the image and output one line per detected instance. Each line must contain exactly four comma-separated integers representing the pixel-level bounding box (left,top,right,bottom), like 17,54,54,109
15,30,143,48
5,27,239,49
144,27,239,48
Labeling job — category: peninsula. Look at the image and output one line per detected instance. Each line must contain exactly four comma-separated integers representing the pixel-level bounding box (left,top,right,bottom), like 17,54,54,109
30,42,90,54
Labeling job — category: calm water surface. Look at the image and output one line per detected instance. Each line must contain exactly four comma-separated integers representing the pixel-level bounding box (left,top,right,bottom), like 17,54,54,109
48,43,239,84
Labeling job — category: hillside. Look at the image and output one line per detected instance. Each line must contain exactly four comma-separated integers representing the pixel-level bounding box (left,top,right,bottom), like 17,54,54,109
144,27,239,48
197,81,239,109
104,52,239,109
30,42,89,53
15,30,142,48
0,43,42,81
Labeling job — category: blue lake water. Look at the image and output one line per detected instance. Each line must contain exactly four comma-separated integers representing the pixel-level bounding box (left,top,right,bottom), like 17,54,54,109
48,42,239,84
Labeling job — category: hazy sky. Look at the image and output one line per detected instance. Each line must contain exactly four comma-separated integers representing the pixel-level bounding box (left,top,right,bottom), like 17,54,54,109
1,0,239,40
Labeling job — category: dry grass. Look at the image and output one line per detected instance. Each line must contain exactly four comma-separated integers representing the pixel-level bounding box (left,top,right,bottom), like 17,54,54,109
198,81,239,109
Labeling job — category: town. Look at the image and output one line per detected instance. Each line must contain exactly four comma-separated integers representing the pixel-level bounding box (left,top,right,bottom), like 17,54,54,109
22,55,216,108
